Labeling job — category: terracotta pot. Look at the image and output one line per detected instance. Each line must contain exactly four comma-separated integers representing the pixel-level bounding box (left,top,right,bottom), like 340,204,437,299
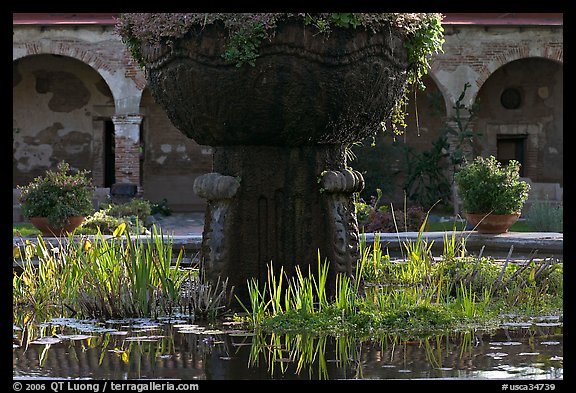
463,212,520,234
29,216,85,237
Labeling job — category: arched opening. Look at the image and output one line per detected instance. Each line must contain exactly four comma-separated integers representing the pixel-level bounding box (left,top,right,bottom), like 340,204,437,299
13,53,115,188
474,57,563,207
475,58,562,181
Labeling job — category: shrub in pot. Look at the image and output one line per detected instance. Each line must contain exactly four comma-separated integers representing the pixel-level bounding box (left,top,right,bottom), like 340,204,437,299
454,155,530,233
17,161,95,236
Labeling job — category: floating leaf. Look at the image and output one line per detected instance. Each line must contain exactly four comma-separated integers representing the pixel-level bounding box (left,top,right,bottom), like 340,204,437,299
228,332,255,337
30,336,63,345
56,334,94,341
488,342,522,346
108,331,129,336
200,329,226,335
173,324,202,329
177,329,205,334
540,341,561,346
124,335,165,342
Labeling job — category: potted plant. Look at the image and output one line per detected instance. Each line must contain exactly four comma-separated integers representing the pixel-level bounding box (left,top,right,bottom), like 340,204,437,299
454,155,530,234
17,161,96,236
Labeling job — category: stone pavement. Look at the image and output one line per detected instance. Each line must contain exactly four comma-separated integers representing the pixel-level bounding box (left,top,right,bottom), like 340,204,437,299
149,212,205,236
362,231,563,260
150,212,562,261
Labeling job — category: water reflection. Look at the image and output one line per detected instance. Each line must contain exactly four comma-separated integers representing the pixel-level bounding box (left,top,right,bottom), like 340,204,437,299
13,317,563,380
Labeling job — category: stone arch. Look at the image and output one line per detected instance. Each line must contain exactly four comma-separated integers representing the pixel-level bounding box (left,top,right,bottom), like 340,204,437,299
13,39,145,114
472,45,563,106
422,70,454,121
13,53,117,187
473,56,563,204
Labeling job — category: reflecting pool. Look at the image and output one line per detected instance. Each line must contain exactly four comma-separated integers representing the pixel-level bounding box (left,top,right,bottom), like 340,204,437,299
13,316,562,380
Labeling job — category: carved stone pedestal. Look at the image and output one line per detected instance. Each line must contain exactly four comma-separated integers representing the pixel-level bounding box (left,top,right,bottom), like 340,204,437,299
138,16,410,305
194,145,364,303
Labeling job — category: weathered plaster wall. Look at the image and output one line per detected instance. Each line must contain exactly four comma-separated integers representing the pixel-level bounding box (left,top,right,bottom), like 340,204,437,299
475,57,563,185
353,24,563,206
13,25,145,114
430,25,563,114
13,54,113,185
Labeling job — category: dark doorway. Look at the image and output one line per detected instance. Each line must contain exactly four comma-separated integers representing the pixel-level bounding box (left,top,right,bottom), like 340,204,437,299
104,119,115,187
497,134,526,176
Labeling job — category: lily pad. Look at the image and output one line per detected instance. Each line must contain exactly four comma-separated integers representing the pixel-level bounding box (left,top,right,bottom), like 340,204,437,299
30,336,63,345
540,341,560,345
124,335,166,342
56,334,94,341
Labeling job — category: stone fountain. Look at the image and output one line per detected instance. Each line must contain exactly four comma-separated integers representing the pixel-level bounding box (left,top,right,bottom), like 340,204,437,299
137,17,410,303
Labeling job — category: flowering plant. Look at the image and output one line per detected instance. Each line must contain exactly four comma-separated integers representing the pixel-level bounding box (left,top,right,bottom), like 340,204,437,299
116,13,443,70
18,161,95,227
454,155,530,215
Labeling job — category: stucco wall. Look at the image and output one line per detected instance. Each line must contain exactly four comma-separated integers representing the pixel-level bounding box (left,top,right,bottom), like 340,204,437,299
13,54,113,185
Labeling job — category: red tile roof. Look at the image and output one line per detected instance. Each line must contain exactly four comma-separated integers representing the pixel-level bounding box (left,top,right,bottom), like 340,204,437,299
12,13,118,25
442,13,563,26
12,13,563,26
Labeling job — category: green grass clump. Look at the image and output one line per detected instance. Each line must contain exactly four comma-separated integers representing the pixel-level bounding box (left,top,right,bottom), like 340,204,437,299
14,225,193,319
237,222,562,337
13,223,40,237
526,201,563,232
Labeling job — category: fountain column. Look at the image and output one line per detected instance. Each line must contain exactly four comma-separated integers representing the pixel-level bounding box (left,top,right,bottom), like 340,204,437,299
137,18,410,304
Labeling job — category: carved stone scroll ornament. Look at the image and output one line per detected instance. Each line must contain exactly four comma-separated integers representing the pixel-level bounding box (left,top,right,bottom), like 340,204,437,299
320,169,365,289
193,173,240,280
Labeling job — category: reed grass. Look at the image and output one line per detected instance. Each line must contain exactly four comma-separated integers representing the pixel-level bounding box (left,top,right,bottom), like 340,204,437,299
239,214,562,336
14,208,562,335
12,225,207,319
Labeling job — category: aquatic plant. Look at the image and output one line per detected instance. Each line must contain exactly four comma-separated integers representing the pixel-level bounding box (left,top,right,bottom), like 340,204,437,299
13,225,190,319
237,220,562,336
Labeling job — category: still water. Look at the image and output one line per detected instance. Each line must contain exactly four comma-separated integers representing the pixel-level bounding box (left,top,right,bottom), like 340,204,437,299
13,316,562,381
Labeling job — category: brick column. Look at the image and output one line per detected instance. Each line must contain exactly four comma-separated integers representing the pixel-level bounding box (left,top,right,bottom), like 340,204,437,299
111,115,143,187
